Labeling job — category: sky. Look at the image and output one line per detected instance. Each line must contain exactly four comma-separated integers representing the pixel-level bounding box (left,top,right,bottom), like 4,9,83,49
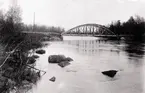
1,0,145,30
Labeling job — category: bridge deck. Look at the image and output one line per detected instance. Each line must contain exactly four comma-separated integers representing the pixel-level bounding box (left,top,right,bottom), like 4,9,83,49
22,31,61,35
63,34,133,37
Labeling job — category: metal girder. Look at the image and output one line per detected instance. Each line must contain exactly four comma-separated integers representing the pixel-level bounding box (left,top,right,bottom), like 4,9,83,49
62,23,116,36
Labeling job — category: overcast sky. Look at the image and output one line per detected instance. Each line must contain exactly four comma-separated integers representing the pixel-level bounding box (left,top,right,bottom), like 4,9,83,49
1,0,145,29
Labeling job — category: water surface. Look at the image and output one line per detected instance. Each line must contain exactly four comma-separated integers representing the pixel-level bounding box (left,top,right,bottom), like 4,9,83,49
32,36,145,93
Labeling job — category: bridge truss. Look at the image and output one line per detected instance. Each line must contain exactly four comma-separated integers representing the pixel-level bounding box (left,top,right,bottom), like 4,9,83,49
62,24,116,36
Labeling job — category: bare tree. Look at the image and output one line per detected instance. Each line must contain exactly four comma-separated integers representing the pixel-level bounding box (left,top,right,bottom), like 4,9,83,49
6,6,22,24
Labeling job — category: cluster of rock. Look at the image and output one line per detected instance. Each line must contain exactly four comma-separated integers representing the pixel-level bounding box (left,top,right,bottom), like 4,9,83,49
27,49,45,64
27,55,39,64
48,54,118,78
35,49,46,54
27,51,119,83
48,55,73,67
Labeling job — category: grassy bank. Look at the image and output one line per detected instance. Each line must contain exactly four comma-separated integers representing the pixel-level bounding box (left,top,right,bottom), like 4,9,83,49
0,7,48,93
0,32,47,93
0,5,65,92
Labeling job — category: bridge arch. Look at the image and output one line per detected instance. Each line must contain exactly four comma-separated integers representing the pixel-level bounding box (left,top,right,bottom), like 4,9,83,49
62,23,116,36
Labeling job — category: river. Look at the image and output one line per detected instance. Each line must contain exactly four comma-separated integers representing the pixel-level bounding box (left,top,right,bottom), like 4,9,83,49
31,36,145,93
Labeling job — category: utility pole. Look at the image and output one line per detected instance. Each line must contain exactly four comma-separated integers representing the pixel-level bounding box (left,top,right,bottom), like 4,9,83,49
33,12,35,32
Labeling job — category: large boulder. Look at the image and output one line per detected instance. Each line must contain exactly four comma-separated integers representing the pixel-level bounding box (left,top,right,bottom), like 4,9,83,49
65,57,73,61
31,55,39,59
36,49,45,54
58,61,70,68
48,55,73,63
48,55,66,63
102,70,118,78
48,55,73,68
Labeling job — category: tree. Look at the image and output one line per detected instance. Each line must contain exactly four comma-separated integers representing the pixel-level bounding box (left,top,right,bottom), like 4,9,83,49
6,6,22,24
108,15,145,38
134,15,145,24
0,6,23,40
109,20,122,35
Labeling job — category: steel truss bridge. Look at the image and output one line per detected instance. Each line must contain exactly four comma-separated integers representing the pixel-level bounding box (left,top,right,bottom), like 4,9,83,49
62,24,118,37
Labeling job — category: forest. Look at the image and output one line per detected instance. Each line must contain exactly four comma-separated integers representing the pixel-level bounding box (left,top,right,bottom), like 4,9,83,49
108,15,145,39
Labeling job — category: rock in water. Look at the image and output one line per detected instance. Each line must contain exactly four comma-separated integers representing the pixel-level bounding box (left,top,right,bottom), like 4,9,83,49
102,70,118,78
49,76,56,82
36,49,45,54
58,61,70,67
65,57,73,61
48,55,66,63
27,57,36,64
32,55,39,59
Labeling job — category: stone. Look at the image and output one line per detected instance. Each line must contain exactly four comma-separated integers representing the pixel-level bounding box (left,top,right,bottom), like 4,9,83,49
49,76,56,82
48,55,73,63
102,70,118,78
31,55,39,59
36,49,45,54
65,57,73,61
58,61,70,68
48,55,66,63
27,57,36,64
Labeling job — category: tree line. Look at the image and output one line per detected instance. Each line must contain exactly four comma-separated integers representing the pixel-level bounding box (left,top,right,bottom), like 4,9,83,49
108,15,145,38
0,7,64,39
22,24,65,33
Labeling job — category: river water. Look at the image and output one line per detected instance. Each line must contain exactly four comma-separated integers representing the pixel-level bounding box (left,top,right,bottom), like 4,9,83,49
32,36,145,93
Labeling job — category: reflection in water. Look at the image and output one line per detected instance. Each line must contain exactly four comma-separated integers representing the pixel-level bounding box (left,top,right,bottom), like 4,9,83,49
124,40,145,58
63,38,145,59
123,40,145,70
63,38,145,69
63,39,121,55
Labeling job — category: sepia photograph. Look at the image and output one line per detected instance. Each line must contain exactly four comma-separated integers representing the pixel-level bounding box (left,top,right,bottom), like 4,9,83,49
0,0,145,93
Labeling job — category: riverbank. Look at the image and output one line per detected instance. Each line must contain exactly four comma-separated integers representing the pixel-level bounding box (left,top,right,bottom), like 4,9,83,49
0,7,64,92
0,31,63,93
